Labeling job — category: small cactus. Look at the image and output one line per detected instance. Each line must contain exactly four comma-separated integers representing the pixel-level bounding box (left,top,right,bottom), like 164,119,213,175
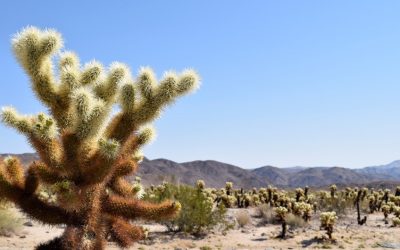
329,184,337,199
320,211,337,240
395,186,400,196
381,204,391,224
295,188,304,202
196,180,205,190
292,201,312,222
225,182,233,196
274,206,288,239
392,217,400,227
393,206,400,217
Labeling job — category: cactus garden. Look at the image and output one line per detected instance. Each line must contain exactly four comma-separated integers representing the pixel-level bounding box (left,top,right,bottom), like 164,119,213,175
1,176,400,249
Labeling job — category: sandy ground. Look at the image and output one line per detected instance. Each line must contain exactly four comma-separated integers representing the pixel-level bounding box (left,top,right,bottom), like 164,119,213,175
1,208,400,250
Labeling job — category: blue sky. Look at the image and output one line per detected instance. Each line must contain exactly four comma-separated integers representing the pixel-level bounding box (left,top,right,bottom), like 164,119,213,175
1,1,400,168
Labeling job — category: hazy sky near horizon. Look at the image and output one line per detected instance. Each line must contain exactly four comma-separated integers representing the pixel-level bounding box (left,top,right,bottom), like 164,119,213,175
1,1,400,169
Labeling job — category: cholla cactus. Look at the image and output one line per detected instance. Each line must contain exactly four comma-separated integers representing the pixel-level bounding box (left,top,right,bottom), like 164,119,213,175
304,186,309,199
293,201,312,222
196,180,205,190
225,181,233,195
395,186,400,197
383,189,390,203
252,194,261,206
355,189,367,225
368,193,378,213
381,204,391,224
295,187,304,202
0,27,199,249
393,217,400,227
320,211,337,240
274,206,288,239
361,187,368,200
313,201,318,213
329,184,337,199
393,206,400,217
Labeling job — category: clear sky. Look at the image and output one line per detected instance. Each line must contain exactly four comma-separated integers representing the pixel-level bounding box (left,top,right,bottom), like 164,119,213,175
1,1,400,169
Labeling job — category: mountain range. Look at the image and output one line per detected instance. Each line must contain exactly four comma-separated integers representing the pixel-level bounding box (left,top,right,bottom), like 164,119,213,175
1,153,400,189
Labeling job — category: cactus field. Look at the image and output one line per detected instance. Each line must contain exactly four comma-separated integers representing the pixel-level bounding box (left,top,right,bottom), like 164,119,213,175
1,182,400,249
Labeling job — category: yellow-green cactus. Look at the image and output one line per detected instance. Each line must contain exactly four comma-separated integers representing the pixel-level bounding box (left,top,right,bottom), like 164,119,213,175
382,204,391,224
329,184,337,198
196,180,205,190
320,211,337,240
274,206,288,238
225,181,233,195
0,27,199,250
393,217,400,227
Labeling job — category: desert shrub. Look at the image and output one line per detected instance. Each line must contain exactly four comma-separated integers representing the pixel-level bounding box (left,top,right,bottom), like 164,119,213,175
199,246,212,250
320,197,353,217
143,183,230,235
286,213,307,229
235,210,251,227
0,207,22,236
392,217,400,227
257,204,278,224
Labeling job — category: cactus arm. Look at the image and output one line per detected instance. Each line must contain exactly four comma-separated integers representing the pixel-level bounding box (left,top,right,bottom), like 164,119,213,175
78,152,114,185
0,167,79,226
104,69,200,143
111,159,138,179
108,216,145,248
30,137,64,169
30,161,66,184
12,27,62,112
104,195,181,221
1,157,25,187
93,62,129,104
108,177,136,197
1,109,64,170
18,192,81,226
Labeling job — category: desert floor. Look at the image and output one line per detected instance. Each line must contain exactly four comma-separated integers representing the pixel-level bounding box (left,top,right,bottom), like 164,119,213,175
1,208,400,250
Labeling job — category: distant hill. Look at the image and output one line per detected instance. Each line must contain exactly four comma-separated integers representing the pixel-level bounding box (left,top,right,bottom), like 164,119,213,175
287,166,375,187
252,166,376,187
252,166,289,186
354,160,400,180
2,153,400,188
138,158,268,189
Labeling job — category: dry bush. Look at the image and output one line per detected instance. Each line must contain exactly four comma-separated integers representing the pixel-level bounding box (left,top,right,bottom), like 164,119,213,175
257,204,278,224
235,210,251,227
0,207,22,236
321,197,353,218
286,213,307,229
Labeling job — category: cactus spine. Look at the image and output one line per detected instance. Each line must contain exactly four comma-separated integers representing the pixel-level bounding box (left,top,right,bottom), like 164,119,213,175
0,27,200,250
